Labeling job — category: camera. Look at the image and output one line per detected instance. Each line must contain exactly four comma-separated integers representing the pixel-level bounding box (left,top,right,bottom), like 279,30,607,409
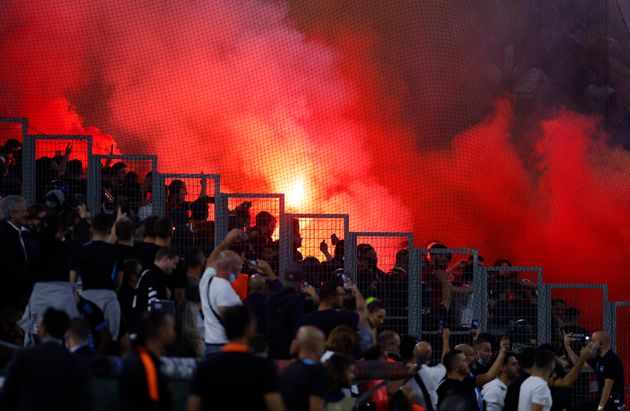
245,259,259,271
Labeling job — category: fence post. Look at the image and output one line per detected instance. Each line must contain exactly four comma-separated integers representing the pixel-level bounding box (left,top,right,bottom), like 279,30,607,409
472,261,488,331
408,247,422,338
346,233,358,283
611,302,618,352
538,268,551,344
22,133,35,204
87,154,100,215
214,193,228,245
278,196,290,278
602,285,613,342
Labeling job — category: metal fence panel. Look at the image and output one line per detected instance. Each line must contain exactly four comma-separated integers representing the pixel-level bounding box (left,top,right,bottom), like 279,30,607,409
282,213,349,288
155,173,220,257
414,247,484,348
546,284,610,404
485,266,542,350
89,154,158,223
215,193,285,275
612,302,630,407
26,135,93,206
348,232,416,337
0,118,27,198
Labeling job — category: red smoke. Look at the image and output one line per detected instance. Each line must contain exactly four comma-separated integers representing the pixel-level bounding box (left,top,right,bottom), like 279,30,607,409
0,0,629,310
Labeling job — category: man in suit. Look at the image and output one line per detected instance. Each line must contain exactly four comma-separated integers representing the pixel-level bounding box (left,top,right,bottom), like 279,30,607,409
0,308,91,411
0,195,28,310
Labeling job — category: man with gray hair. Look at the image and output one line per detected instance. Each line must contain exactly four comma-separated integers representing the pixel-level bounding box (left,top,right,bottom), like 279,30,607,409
0,195,28,310
200,228,246,357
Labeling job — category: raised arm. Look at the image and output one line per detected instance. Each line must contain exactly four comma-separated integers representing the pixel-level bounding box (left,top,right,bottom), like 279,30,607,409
349,283,368,325
563,332,580,365
441,327,451,361
319,240,333,262
437,270,452,310
553,346,591,389
475,336,509,387
207,228,244,268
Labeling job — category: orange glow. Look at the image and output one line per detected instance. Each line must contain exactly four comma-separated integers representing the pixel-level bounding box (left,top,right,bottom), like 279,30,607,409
285,176,306,210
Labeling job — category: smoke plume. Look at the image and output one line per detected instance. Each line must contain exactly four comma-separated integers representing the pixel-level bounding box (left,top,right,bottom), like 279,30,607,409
0,0,629,301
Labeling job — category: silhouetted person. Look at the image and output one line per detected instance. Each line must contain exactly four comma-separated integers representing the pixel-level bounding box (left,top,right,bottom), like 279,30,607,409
0,195,28,310
187,305,285,411
280,325,330,411
118,310,175,411
0,308,91,411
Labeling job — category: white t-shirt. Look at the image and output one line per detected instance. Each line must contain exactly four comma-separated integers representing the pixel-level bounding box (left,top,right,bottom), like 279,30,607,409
481,378,508,411
518,376,552,411
199,267,241,344
402,363,446,410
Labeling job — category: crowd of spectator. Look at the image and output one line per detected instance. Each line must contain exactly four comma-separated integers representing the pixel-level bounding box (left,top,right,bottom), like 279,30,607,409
0,188,625,410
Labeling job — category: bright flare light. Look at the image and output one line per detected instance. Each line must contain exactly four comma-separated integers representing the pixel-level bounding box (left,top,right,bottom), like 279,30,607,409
286,177,306,209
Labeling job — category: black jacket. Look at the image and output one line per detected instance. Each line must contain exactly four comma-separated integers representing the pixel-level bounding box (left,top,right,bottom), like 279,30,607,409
0,221,27,309
0,341,91,411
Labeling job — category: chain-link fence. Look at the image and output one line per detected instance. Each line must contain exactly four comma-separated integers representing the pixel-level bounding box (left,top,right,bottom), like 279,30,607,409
347,232,420,337
415,247,484,340
611,302,630,407
0,118,26,197
545,284,611,404
154,173,220,257
485,266,542,352
215,193,285,275
282,213,349,289
89,154,158,223
24,135,93,206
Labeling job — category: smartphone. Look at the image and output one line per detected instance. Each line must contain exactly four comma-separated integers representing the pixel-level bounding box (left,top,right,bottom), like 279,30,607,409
438,320,447,334
340,273,353,290
470,319,480,335
246,259,259,270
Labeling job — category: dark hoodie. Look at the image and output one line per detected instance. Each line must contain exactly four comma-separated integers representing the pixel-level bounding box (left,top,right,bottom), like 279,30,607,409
265,284,307,359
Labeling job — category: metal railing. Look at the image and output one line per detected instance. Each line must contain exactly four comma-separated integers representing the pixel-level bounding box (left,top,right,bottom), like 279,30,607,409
24,134,93,206
215,193,286,275
348,232,420,337
281,213,350,285
88,154,158,219
155,173,220,255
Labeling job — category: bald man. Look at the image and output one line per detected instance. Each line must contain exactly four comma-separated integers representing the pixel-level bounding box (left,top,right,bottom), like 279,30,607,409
279,326,330,411
403,328,451,411
572,331,624,411
243,269,278,336
200,229,245,357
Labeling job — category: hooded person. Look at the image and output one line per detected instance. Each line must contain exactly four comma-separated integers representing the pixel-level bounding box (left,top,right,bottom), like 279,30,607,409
266,262,315,359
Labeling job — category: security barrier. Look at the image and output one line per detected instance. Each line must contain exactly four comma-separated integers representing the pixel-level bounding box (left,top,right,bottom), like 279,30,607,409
347,232,420,337
89,154,158,221
281,213,350,287
2,116,630,395
156,173,220,256
486,266,543,349
215,193,286,275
